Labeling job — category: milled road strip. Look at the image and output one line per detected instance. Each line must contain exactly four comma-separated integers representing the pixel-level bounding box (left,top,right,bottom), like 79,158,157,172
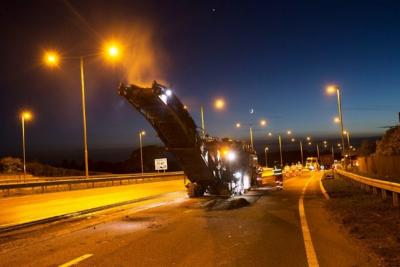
58,254,93,267
299,173,320,267
0,192,181,233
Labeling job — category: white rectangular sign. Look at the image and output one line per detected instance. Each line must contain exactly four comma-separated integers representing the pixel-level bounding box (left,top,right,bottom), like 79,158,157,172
155,158,168,171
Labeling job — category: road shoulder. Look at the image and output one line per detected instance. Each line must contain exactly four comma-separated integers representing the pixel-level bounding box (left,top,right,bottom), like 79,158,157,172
305,172,379,267
322,174,400,266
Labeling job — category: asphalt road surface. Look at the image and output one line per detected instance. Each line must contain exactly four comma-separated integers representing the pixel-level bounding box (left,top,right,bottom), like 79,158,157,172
0,179,185,228
0,172,378,267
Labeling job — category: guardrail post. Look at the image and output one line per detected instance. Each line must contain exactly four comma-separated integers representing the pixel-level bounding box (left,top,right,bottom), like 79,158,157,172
364,185,370,192
381,189,387,200
372,187,378,195
69,184,72,191
393,192,399,207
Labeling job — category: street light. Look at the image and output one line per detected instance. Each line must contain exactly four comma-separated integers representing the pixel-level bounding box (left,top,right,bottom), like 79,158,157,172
214,98,225,110
235,120,266,149
20,111,32,182
43,41,122,179
264,146,269,167
326,84,346,156
333,117,340,123
267,131,293,167
139,131,146,174
43,51,60,67
200,98,226,138
103,41,122,62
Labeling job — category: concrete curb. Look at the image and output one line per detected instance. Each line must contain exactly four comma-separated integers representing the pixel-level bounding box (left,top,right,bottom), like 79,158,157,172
319,173,330,200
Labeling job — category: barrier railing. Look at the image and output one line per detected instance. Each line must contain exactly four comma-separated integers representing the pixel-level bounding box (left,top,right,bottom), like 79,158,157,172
336,169,399,207
0,172,185,196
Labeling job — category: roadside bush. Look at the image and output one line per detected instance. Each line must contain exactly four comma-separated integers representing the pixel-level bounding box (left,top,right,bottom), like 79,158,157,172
358,140,376,156
27,161,84,177
376,126,400,156
0,157,22,173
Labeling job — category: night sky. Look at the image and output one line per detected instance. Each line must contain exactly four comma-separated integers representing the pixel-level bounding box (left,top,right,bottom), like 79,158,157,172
1,0,399,160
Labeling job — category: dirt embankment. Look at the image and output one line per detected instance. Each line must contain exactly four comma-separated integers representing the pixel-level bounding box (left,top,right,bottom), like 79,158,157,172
323,175,400,267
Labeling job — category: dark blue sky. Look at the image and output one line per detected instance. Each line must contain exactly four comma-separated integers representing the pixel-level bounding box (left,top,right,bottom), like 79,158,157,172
1,0,399,158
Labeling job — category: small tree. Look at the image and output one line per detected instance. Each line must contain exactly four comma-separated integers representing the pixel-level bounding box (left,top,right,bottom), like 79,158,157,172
376,126,400,156
0,157,22,173
358,140,376,156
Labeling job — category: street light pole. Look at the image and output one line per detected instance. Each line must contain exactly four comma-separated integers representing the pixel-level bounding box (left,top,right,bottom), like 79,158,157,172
316,144,320,161
264,147,269,167
21,116,27,182
345,131,351,148
80,57,90,179
200,106,205,137
20,111,32,182
300,140,304,165
139,131,145,174
331,145,335,161
336,88,346,155
278,135,283,167
249,127,254,149
327,85,346,157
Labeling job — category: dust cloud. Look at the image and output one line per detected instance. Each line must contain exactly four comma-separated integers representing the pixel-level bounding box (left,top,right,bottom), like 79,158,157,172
119,24,168,88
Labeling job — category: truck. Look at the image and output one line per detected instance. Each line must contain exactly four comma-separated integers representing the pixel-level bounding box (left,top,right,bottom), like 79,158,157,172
119,81,259,197
319,154,334,169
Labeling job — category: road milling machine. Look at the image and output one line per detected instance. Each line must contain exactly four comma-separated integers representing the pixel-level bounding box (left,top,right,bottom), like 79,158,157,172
119,81,259,197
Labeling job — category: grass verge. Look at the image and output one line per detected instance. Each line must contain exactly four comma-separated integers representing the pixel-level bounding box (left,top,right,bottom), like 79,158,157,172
323,175,400,267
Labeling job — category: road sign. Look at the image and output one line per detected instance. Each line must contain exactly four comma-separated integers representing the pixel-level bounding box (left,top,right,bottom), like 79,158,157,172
155,158,168,171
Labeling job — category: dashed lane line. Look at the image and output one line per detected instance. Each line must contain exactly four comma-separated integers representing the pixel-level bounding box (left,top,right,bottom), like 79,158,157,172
299,174,320,267
58,254,93,267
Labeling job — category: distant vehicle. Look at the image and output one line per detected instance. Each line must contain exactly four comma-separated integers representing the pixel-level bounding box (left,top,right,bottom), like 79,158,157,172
305,157,319,171
319,154,334,169
324,170,334,179
332,160,342,170
283,165,292,177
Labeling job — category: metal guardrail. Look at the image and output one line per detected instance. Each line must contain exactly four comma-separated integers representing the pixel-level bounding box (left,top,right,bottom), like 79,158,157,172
0,171,185,196
336,169,399,207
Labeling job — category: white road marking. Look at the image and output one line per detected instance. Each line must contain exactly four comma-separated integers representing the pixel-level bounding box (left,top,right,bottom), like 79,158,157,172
319,174,330,200
58,254,93,267
299,174,320,267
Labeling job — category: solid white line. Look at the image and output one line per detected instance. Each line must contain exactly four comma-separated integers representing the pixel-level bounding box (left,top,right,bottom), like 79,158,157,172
299,174,320,267
58,254,93,267
319,174,330,200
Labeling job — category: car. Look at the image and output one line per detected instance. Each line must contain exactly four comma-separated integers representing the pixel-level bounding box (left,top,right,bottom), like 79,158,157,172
324,170,334,179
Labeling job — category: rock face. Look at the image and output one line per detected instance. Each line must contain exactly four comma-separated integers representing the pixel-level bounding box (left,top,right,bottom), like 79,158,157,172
376,126,400,156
